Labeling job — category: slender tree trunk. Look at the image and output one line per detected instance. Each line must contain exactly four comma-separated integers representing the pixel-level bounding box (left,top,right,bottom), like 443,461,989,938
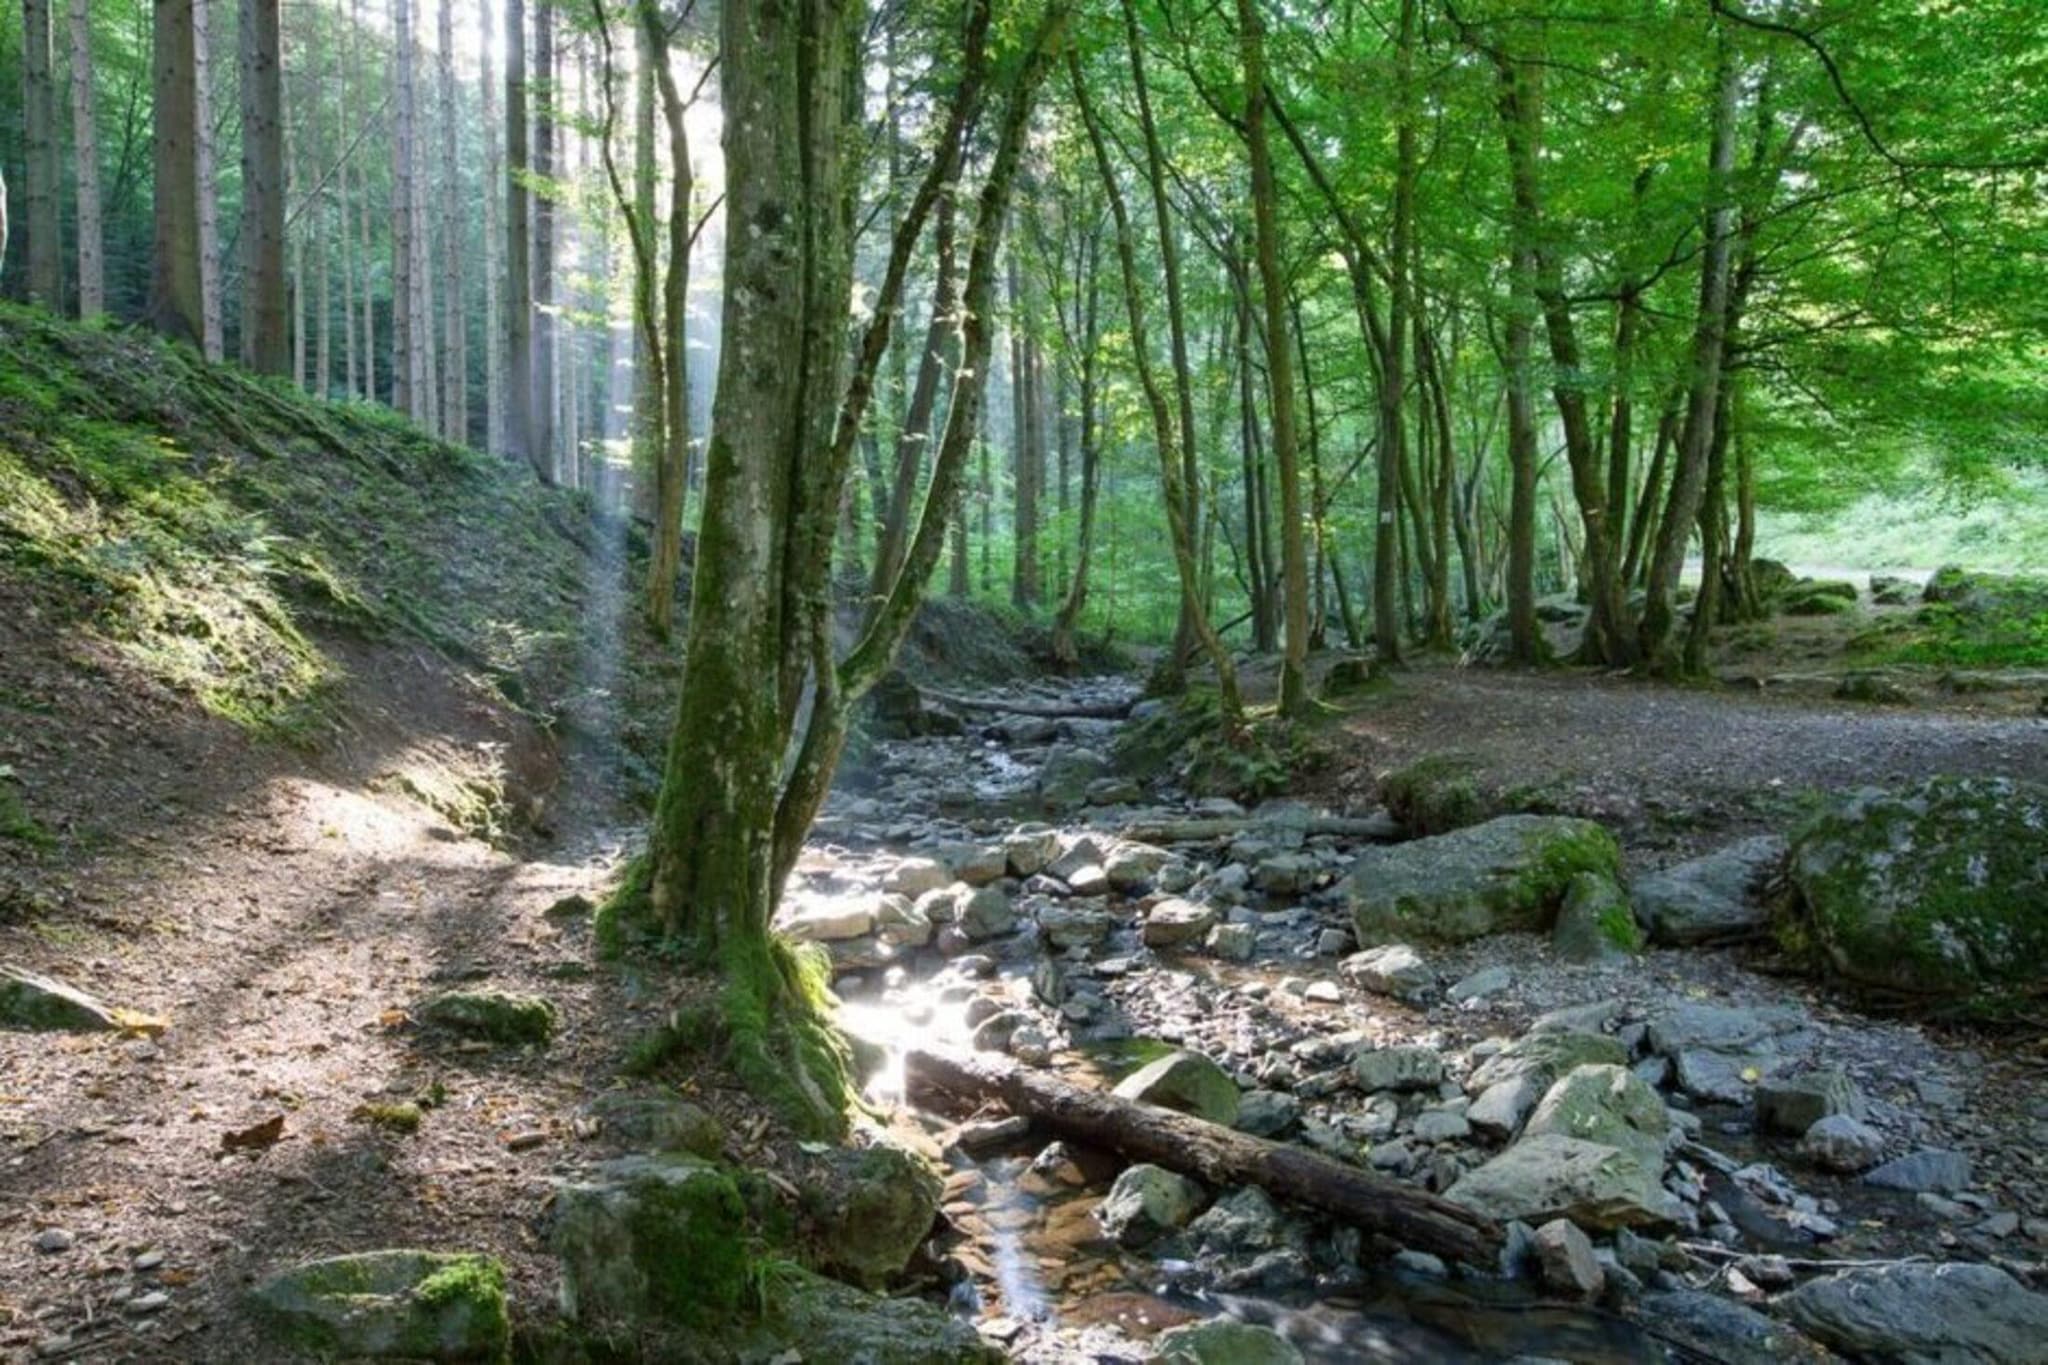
872,194,962,602
391,0,415,412
238,0,287,372
149,0,205,347
1050,225,1102,669
1234,274,1271,652
438,0,466,443
339,12,358,399
66,0,101,317
628,0,656,476
482,0,504,452
505,0,538,473
1008,250,1042,608
532,0,557,478
21,0,61,311
193,0,221,359
352,0,374,399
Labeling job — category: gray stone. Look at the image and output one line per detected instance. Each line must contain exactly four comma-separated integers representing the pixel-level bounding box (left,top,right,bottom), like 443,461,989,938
250,1250,509,1361
1352,1045,1444,1094
1038,746,1110,811
1444,1134,1682,1230
1187,1187,1291,1256
1143,898,1218,948
1780,1262,2048,1364
552,1156,749,1326
1153,1319,1304,1365
1411,1109,1472,1143
1097,1164,1205,1247
1037,904,1112,950
0,965,120,1031
1235,1090,1301,1139
954,884,1016,940
1756,1069,1865,1136
1863,1147,1972,1195
806,1143,944,1289
1207,923,1257,962
883,856,951,897
1256,854,1317,895
419,989,555,1044
1636,1290,1820,1365
1105,843,1170,892
1339,944,1435,1003
1632,837,1785,945
1447,965,1512,1004
1551,872,1641,962
1530,999,1622,1035
584,1092,722,1159
1532,1218,1604,1298
1114,1049,1241,1126
1467,1031,1628,1095
1644,1002,1808,1057
1522,1064,1670,1170
756,1266,1001,1363
1799,1114,1887,1173
1348,815,1621,944
1003,829,1060,878
952,845,1010,886
777,893,877,943
1468,1077,1544,1141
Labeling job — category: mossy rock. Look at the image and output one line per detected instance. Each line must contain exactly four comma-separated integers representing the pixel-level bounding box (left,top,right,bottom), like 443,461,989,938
749,1265,1002,1364
1750,559,1798,599
1379,754,1564,837
1349,815,1622,945
1522,1063,1670,1170
1780,585,1859,617
551,1155,750,1330
419,989,556,1045
1154,1319,1305,1365
249,1249,509,1362
804,1140,943,1289
0,964,120,1031
1551,872,1641,962
585,1090,724,1159
1319,656,1389,700
1781,777,2048,1012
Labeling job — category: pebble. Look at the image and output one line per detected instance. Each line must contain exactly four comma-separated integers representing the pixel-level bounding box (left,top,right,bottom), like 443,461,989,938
132,1250,165,1271
1303,981,1342,1004
33,1228,74,1254
127,1292,169,1315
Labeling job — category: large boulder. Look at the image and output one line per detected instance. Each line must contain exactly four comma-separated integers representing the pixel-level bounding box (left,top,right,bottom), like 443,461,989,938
755,1265,1002,1363
1444,1134,1680,1230
1521,1064,1670,1170
1349,816,1621,945
1635,1290,1829,1365
551,1155,749,1328
1779,1262,2048,1364
1643,1002,1811,1105
805,1142,943,1289
249,1250,509,1362
1632,836,1785,945
1781,778,2048,1009
1113,1050,1241,1126
1550,872,1641,962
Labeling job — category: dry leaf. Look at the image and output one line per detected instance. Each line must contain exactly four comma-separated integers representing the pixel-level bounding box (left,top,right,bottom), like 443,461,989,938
220,1114,286,1152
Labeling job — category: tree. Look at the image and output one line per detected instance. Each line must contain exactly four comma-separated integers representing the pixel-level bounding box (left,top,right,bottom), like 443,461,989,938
239,0,287,372
437,0,467,443
21,0,62,310
532,0,557,477
149,0,207,347
482,0,505,452
505,0,539,474
66,0,101,318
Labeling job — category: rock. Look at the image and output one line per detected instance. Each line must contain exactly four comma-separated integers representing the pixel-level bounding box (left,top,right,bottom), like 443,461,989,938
1532,1218,1604,1298
1206,923,1256,962
874,893,934,949
1255,854,1316,895
1756,1069,1864,1136
1631,837,1785,945
1782,778,2048,1009
1348,815,1621,944
1530,999,1622,1035
0,965,120,1031
418,989,556,1045
1467,1031,1627,1095
1522,1064,1670,1170
1302,981,1341,1004
1314,928,1351,956
952,845,1010,886
1550,872,1641,962
1097,1164,1205,1247
756,1265,1001,1363
1799,1114,1887,1173
553,1156,750,1327
33,1228,73,1254
250,1250,509,1361
1378,754,1498,835
884,856,952,897
1106,843,1170,892
1339,944,1435,1003
1637,1289,1825,1365
777,892,877,943
1468,1078,1545,1141
1143,897,1218,948
1153,1319,1305,1365
1088,777,1142,805
1447,965,1512,1004
806,1142,943,1288
1004,829,1060,878
1187,1186,1291,1256
1863,1147,1972,1195
954,885,1016,940
952,1115,1031,1155
584,1092,723,1158
1038,904,1112,950
1780,1262,2048,1364
1038,745,1110,812
1644,1002,1807,1057
1234,1090,1301,1139
1352,1045,1444,1094
1444,1134,1681,1230
1836,671,1913,705
1411,1109,1472,1143
1050,836,1108,883
1114,1050,1241,1126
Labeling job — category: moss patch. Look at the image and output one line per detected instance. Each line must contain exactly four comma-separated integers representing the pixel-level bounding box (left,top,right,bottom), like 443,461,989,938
419,989,557,1045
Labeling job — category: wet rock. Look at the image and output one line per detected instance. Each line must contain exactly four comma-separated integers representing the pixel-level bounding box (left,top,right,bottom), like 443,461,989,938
1533,1218,1604,1298
1551,872,1641,962
1004,829,1060,878
1152,1318,1304,1365
1114,1049,1241,1126
1339,944,1435,1003
1347,815,1621,944
1636,1289,1824,1365
1780,1262,2048,1364
0,964,121,1031
1522,1064,1670,1170
1206,923,1256,962
755,1265,1001,1363
1352,1044,1444,1094
884,856,952,897
584,1092,723,1159
1447,965,1512,1004
1631,837,1784,945
1445,1134,1681,1230
419,989,555,1045
1863,1147,1971,1194
1098,1164,1205,1247
806,1142,943,1289
1038,745,1110,812
251,1249,509,1361
1234,1090,1301,1138
1143,898,1218,948
1782,777,2048,1009
1756,1069,1865,1136
1187,1186,1291,1255
1798,1114,1886,1173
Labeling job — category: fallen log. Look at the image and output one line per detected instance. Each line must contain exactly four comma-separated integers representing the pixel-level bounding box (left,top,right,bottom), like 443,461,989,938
923,687,1136,720
1118,813,1402,845
905,1047,1501,1267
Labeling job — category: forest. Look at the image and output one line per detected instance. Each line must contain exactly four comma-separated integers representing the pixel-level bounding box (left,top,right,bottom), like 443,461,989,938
0,0,2045,1362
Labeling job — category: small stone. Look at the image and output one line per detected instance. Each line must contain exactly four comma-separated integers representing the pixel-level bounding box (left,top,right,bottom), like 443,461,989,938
1097,1165,1205,1247
1206,923,1256,962
1863,1147,1972,1195
1352,1045,1444,1093
1799,1114,1886,1173
1315,928,1352,956
1412,1109,1472,1143
1143,898,1218,948
1340,944,1434,1003
1393,1249,1448,1277
1756,1069,1865,1136
1533,1218,1604,1298
127,1291,170,1315
33,1228,74,1254
883,856,952,897
1447,965,1512,1004
133,1250,166,1272
1468,1077,1543,1141
1303,981,1342,1004
1113,1050,1241,1126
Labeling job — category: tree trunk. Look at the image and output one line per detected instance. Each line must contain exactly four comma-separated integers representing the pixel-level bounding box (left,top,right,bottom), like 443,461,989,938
1049,224,1103,669
21,0,62,311
390,0,416,412
66,0,101,317
871,195,962,603
238,0,287,373
438,0,467,443
906,1048,1501,1266
482,0,505,453
193,0,222,359
148,0,206,347
532,0,557,477
505,0,539,474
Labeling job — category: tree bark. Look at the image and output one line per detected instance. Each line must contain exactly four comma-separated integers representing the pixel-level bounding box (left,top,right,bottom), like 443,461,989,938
194,0,222,360
482,0,505,453
532,0,557,476
238,0,287,373
391,0,416,412
505,0,539,474
22,0,62,311
438,0,467,443
905,1048,1501,1267
66,0,101,317
1049,224,1102,670
148,0,206,347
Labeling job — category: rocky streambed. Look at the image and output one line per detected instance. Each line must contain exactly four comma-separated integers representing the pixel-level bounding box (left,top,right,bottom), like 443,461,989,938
788,675,2048,1363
